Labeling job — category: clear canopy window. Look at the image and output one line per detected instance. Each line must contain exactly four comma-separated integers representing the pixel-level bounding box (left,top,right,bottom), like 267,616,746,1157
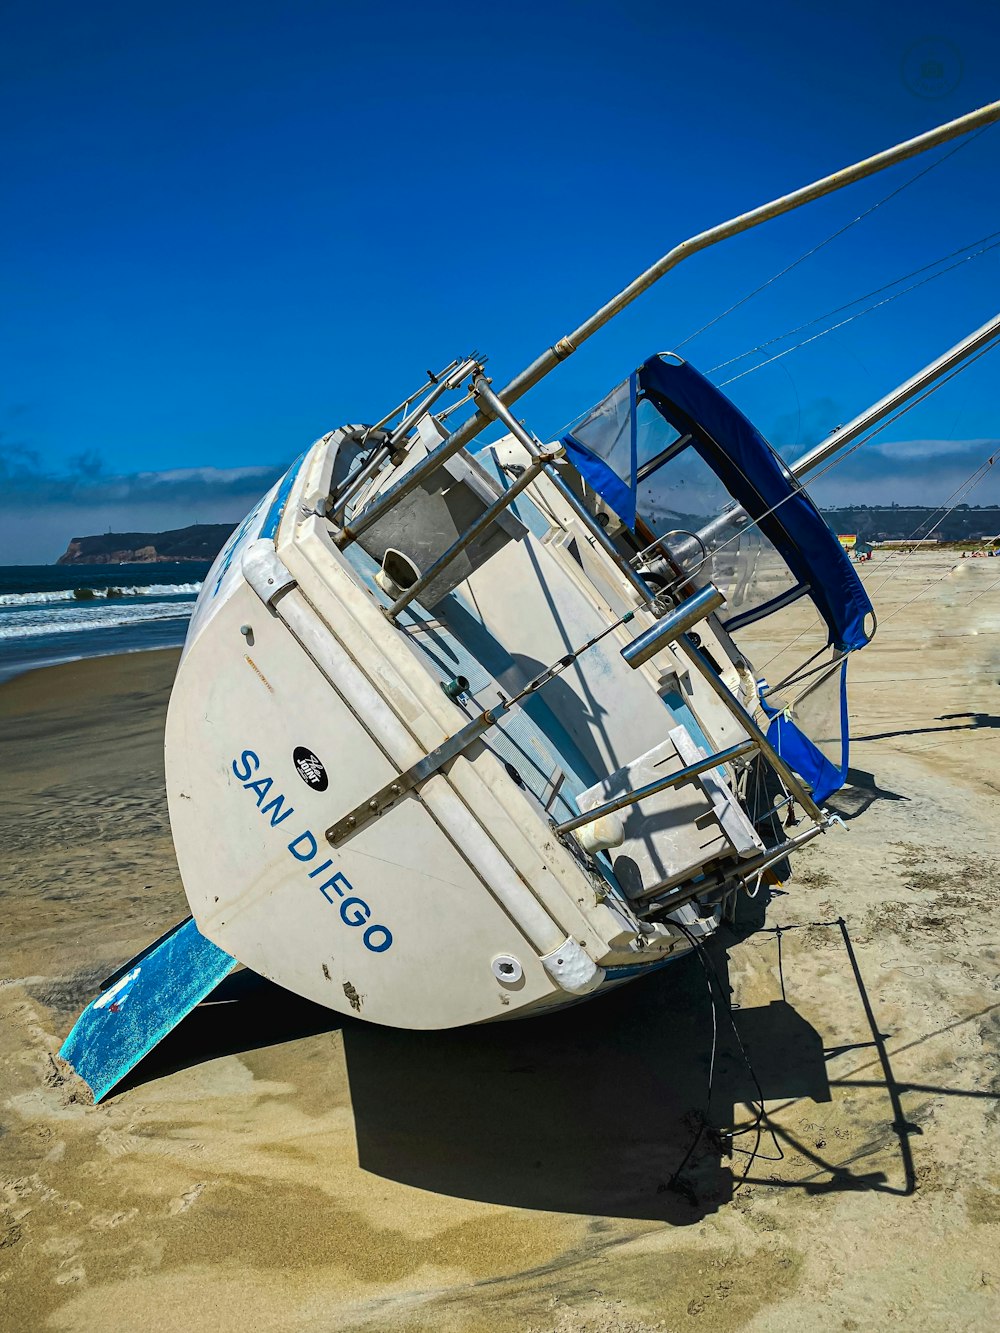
564,372,805,635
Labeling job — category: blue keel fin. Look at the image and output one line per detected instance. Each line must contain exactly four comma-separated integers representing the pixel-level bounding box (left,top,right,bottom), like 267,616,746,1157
59,918,238,1102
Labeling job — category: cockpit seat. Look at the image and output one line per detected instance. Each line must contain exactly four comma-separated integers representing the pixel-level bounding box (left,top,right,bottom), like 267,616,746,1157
577,724,764,900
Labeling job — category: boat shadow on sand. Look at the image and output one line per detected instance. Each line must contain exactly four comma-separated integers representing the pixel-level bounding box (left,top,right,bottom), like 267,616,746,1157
117,894,906,1225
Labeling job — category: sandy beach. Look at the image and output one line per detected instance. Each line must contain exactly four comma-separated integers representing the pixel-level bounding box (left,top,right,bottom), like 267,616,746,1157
2,551,999,1332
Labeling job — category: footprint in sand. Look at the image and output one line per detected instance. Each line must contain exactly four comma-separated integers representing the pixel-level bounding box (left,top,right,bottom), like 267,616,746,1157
54,1256,85,1285
168,1181,207,1215
89,1207,138,1230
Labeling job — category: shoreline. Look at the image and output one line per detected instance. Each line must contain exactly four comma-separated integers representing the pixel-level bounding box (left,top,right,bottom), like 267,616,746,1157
0,560,204,685
0,638,187,688
0,643,181,708
0,621,191,688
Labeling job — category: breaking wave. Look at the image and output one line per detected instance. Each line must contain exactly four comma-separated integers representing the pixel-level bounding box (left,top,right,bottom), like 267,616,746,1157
0,582,202,607
0,600,197,641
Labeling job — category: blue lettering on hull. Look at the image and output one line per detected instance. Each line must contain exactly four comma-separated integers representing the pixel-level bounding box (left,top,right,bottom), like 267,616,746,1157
232,749,393,953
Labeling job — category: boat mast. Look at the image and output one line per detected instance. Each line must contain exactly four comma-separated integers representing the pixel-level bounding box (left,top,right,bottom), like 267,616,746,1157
338,98,1000,546
790,312,1000,479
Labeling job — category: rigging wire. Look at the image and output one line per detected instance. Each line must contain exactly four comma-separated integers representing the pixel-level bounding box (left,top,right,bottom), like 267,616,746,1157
717,240,1000,387
649,337,1000,677
669,920,782,1192
965,570,1000,605
556,133,1000,671
793,338,999,488
870,445,998,547
874,550,994,629
862,449,1000,603
708,230,1000,377
674,126,993,352
660,924,719,1197
868,458,999,631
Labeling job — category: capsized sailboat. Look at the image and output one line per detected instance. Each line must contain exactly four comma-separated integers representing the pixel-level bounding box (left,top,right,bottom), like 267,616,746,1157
59,100,1000,1100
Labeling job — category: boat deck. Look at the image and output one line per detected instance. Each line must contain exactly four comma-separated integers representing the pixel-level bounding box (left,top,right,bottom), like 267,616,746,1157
340,455,724,904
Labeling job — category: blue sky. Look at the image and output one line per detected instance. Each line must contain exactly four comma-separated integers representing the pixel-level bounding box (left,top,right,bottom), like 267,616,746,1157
1,0,999,561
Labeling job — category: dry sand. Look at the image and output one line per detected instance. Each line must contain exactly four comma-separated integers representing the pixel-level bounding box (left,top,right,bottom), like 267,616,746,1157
1,551,998,1332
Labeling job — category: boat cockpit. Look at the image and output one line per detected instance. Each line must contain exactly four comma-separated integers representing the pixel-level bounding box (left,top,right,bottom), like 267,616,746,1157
313,351,875,931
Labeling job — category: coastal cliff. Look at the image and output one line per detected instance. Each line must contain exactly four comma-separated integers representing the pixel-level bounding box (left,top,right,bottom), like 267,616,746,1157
57,523,235,565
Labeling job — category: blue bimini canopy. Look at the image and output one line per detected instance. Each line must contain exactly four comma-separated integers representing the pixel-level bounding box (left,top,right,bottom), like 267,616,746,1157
637,355,874,652
565,354,874,654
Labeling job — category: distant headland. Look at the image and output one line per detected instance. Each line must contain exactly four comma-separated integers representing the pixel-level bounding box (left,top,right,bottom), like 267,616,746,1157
53,504,1000,566
57,523,236,565
818,504,1000,543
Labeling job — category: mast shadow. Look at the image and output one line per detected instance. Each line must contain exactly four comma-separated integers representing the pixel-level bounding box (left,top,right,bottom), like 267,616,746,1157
118,933,901,1223
850,713,1000,743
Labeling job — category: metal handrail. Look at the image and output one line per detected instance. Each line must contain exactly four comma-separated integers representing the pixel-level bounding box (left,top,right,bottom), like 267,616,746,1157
553,739,757,835
638,820,828,914
471,376,656,604
621,584,725,668
790,311,1000,479
678,634,824,822
330,354,481,520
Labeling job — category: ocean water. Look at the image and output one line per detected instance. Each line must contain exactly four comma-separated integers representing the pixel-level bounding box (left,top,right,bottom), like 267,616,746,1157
0,563,210,684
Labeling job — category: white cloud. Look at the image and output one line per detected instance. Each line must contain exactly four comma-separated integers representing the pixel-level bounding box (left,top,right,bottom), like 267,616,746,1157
0,456,284,563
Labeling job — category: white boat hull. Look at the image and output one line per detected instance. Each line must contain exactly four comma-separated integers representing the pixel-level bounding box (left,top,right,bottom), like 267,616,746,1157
166,442,698,1027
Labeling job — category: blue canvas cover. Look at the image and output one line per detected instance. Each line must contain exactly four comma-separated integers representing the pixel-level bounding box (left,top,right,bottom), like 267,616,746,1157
761,660,850,803
59,918,237,1101
563,354,874,653
561,352,874,804
636,355,874,653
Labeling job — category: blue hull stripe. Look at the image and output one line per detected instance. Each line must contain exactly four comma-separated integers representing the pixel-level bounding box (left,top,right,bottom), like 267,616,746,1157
260,451,309,543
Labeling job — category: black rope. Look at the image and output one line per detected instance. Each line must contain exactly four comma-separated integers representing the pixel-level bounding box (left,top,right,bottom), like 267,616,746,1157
666,920,783,1195
667,916,919,1199
660,923,718,1196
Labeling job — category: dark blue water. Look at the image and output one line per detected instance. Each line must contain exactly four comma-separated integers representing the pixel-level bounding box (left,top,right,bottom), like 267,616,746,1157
0,563,210,684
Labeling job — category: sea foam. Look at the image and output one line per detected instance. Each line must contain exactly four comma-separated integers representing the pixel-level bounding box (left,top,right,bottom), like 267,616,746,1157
0,582,202,607
0,601,197,640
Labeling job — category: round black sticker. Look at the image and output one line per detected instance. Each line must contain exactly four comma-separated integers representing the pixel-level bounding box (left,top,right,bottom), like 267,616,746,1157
293,746,328,792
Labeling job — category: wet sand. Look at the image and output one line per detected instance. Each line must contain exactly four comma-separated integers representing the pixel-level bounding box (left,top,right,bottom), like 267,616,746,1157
2,552,999,1332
